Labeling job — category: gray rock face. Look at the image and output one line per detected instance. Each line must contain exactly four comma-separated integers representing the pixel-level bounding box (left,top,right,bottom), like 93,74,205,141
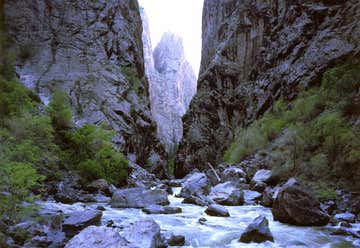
142,205,182,215
111,187,169,208
63,210,102,237
141,10,196,153
209,182,244,206
179,172,211,198
272,184,330,226
65,226,132,248
205,204,230,217
66,219,162,248
121,218,163,248
4,0,163,165
239,215,274,243
177,0,360,175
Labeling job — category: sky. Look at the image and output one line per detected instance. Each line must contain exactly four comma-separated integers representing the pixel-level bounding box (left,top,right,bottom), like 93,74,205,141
138,0,204,76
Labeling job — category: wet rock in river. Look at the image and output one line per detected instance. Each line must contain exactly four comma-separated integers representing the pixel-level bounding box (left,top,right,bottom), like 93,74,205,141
205,204,230,217
142,205,182,215
209,182,244,206
111,187,169,208
272,184,330,226
239,215,274,243
63,210,102,238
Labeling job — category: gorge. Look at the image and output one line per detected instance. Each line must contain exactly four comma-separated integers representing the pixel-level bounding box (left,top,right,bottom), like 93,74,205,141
0,0,359,247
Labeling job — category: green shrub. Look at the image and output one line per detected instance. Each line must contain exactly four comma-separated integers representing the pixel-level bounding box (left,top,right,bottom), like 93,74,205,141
223,59,360,188
0,79,36,121
68,124,128,185
0,161,43,221
47,90,72,131
314,182,338,202
121,66,142,94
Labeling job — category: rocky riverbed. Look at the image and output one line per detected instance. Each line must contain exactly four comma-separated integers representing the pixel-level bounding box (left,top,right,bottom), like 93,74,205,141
5,163,358,248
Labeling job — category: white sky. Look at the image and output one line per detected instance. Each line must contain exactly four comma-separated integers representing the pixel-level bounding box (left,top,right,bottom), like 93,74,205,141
138,0,204,76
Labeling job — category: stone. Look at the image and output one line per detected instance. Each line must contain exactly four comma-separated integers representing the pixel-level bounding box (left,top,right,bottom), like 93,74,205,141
86,179,110,195
239,215,274,243
127,161,160,188
121,219,163,248
179,172,211,198
205,204,230,217
142,205,182,215
333,213,356,223
63,210,102,237
222,167,247,182
251,170,273,184
272,185,330,226
243,190,262,204
182,195,208,206
209,182,244,206
167,234,185,246
198,217,207,225
65,226,132,248
111,187,169,208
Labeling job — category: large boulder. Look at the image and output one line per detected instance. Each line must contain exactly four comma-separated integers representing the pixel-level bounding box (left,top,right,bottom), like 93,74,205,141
272,184,330,226
251,170,272,183
182,195,208,206
205,204,230,217
142,205,182,215
239,215,274,243
86,179,110,195
63,210,102,237
111,187,169,208
65,226,133,248
66,219,163,248
179,172,211,198
222,167,247,183
243,190,262,204
209,182,244,206
121,219,163,248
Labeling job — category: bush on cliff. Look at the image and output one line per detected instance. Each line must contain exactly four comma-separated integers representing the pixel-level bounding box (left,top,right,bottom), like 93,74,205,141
224,59,360,188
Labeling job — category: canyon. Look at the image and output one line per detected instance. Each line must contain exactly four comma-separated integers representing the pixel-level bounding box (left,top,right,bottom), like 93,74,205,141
0,0,359,247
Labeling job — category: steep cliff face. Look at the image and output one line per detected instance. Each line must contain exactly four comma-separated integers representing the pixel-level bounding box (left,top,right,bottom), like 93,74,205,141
141,10,196,153
177,0,360,176
3,0,163,165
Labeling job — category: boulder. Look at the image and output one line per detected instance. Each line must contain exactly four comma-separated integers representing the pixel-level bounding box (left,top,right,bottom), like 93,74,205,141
86,179,110,195
142,205,182,215
251,170,273,185
243,190,262,204
333,213,356,223
222,167,247,183
111,188,169,208
179,173,210,198
239,215,274,243
209,182,244,206
167,234,185,246
272,185,330,226
205,204,230,217
65,226,132,248
121,219,163,248
63,210,102,237
182,195,208,206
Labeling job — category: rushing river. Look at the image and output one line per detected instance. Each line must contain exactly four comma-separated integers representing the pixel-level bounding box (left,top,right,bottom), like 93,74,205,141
41,187,360,248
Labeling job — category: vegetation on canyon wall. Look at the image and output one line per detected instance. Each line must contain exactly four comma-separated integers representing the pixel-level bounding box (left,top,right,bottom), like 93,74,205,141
224,58,360,191
0,77,128,220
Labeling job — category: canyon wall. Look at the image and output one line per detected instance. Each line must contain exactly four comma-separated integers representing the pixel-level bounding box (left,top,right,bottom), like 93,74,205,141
3,0,164,165
177,0,360,176
141,10,196,154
